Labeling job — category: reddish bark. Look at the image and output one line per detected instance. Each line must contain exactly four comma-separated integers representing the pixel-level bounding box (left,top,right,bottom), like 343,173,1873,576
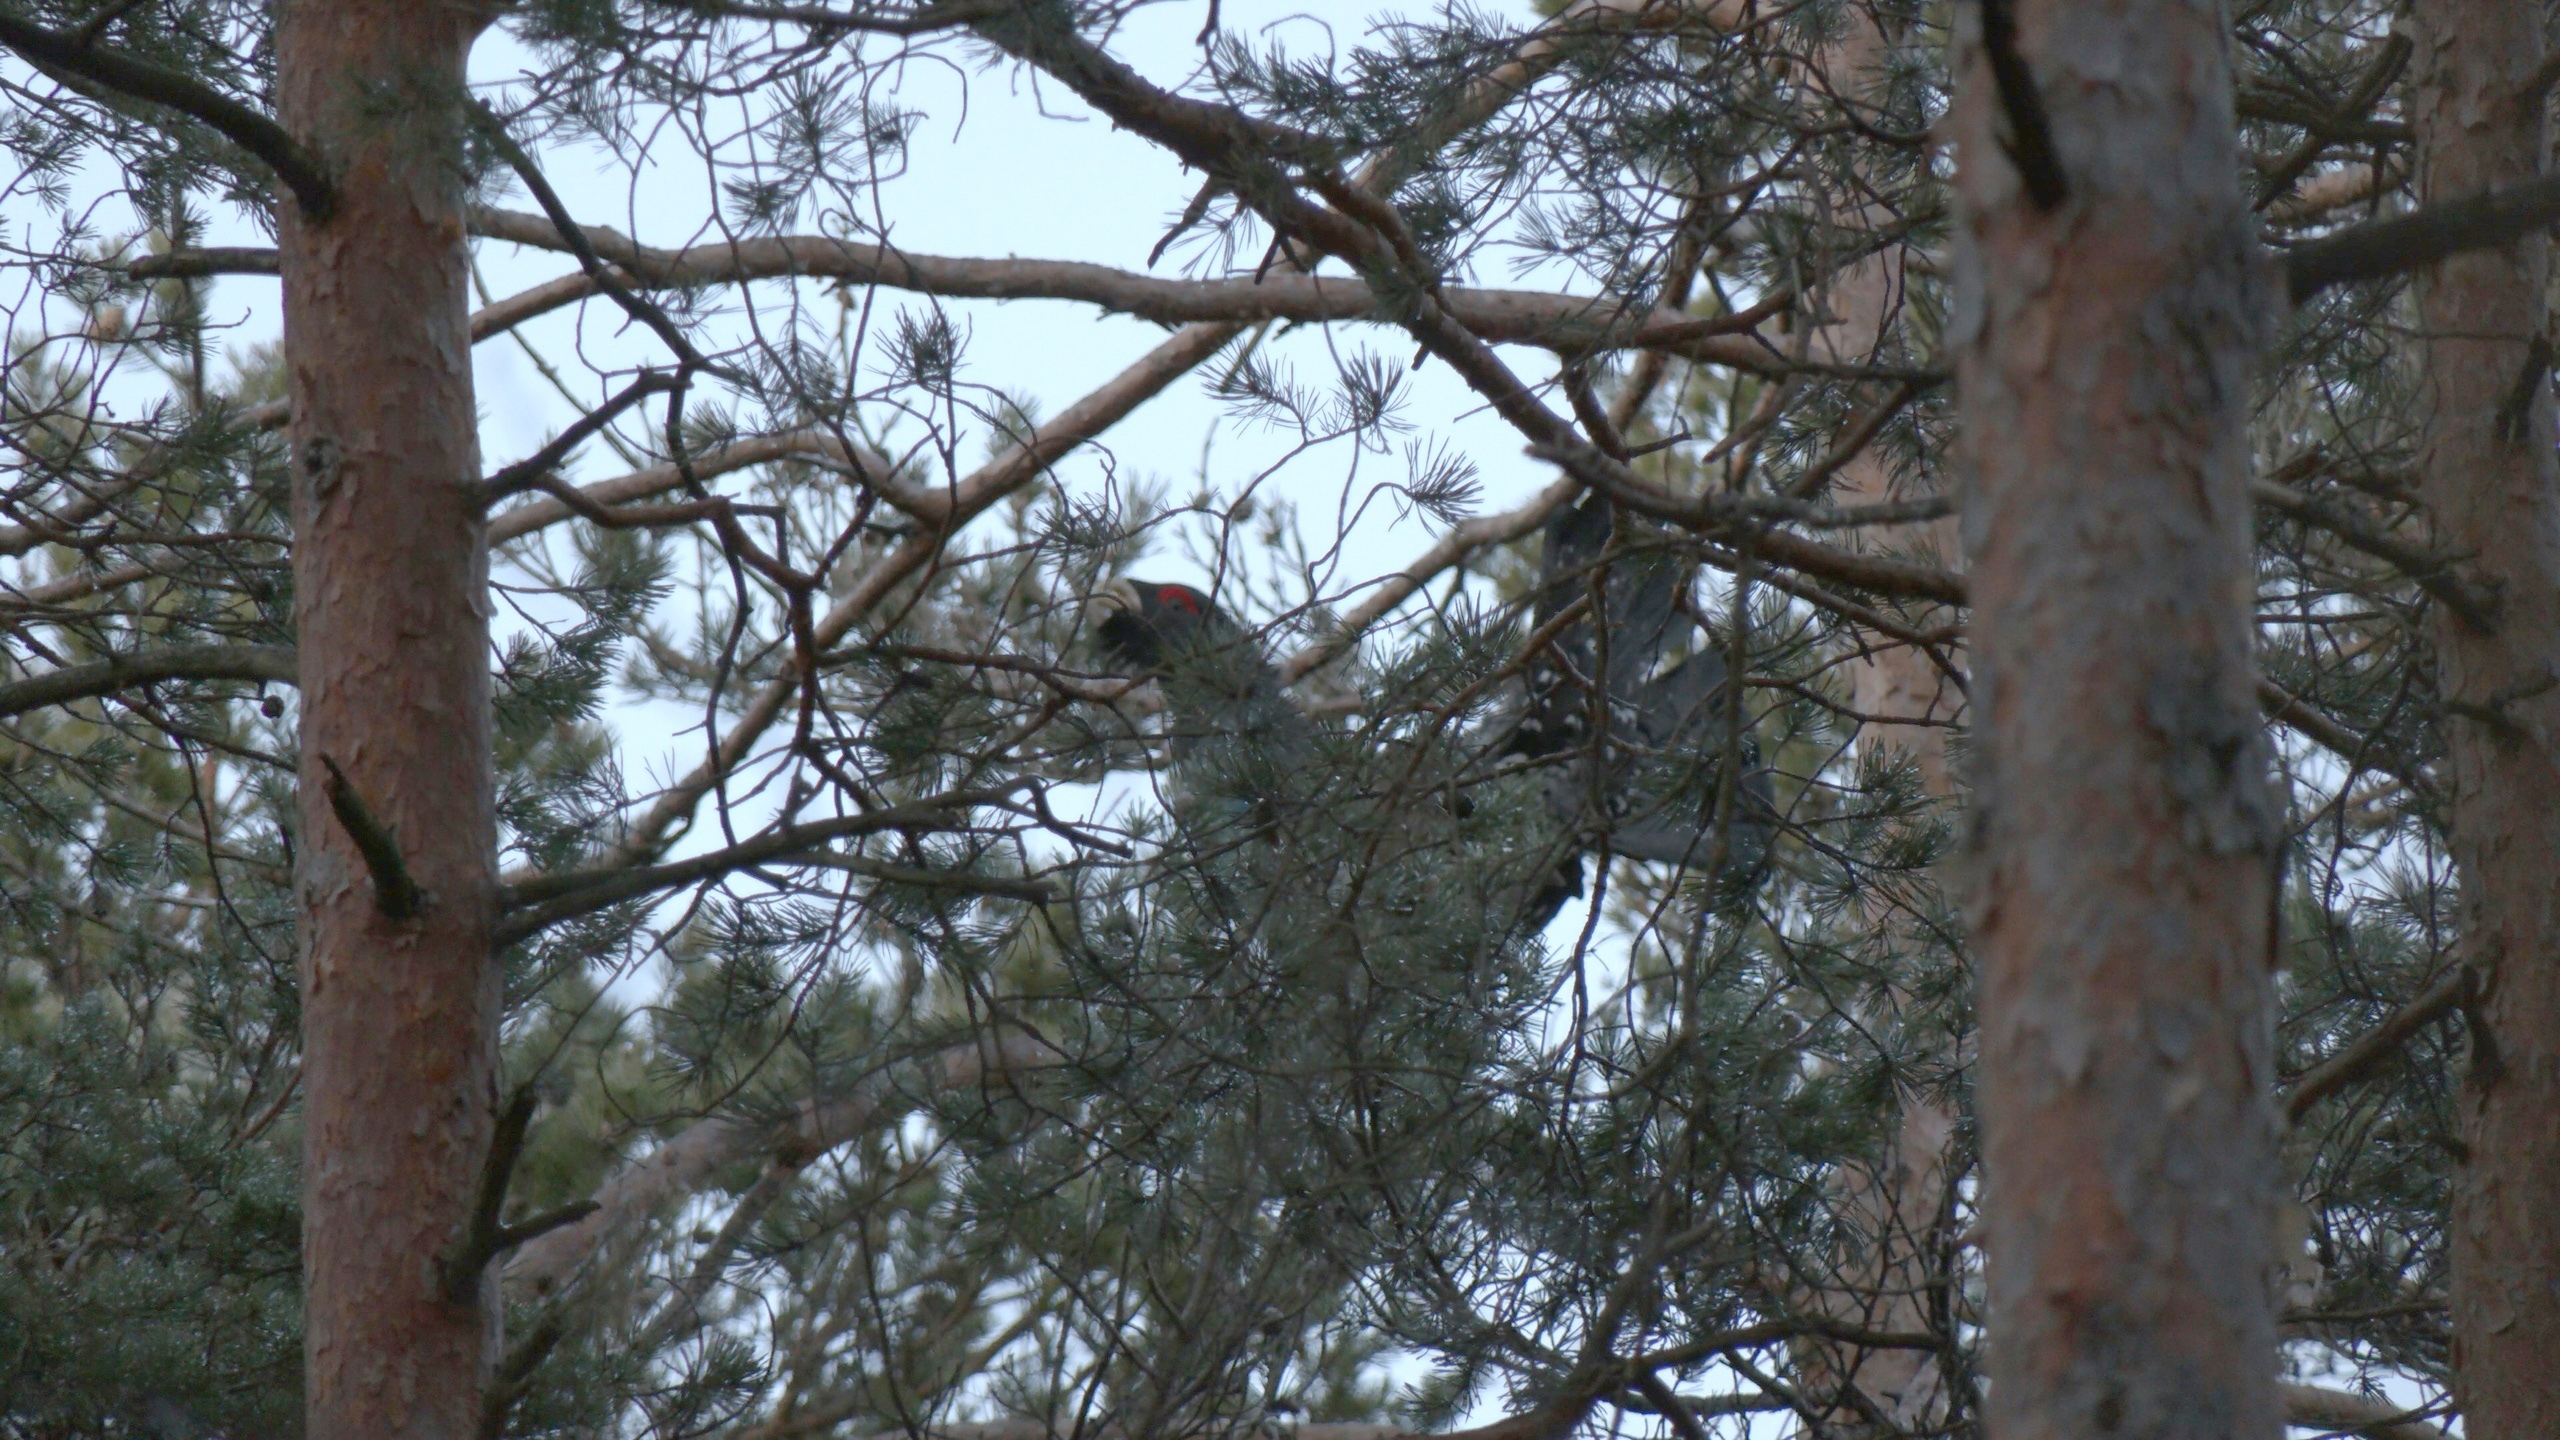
276,0,499,1432
1950,0,2283,1434
2407,6,2560,1434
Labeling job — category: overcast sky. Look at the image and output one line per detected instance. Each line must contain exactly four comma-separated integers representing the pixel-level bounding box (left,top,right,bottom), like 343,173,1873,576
454,0,1580,605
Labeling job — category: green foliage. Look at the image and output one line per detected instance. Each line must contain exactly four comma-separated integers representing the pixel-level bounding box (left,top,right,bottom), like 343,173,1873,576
0,0,2472,1432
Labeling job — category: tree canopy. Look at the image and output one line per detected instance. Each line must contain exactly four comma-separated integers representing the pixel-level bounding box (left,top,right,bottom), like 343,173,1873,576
0,0,2539,1435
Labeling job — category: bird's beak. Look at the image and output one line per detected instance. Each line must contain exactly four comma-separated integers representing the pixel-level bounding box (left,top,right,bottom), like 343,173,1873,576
1089,576,1143,624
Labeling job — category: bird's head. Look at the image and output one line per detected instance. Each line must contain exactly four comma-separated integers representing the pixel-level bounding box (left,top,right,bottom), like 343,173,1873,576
1089,577,1237,676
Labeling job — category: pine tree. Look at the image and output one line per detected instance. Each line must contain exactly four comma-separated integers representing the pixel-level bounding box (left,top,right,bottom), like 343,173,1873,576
2,0,2554,1435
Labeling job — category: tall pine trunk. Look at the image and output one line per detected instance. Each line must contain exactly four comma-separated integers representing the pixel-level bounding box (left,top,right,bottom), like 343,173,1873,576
276,0,499,1431
1950,0,2283,1433
1797,21,1964,1429
2408,5,2560,1433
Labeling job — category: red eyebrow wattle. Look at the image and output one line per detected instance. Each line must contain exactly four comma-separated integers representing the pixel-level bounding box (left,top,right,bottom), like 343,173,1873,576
1158,585,1200,612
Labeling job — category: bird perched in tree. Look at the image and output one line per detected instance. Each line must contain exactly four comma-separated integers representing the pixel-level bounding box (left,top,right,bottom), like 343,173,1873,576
1519,494,1777,887
1085,557,1772,911
1087,578,1316,828
1088,578,1310,760
1090,579,1261,689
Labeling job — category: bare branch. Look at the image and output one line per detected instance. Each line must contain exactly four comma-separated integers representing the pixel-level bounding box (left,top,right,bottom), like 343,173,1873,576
455,212,1805,373
481,372,686,503
1978,0,2069,209
125,246,280,277
1550,448,1970,603
467,103,724,377
0,643,295,718
2287,172,2560,303
487,429,922,543
320,755,421,920
677,0,1008,32
2256,676,2437,802
0,560,156,612
1280,474,1583,686
441,1092,598,1302
2277,1382,2450,1440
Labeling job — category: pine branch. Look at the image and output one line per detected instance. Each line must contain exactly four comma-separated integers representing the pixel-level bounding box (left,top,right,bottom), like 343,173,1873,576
567,320,1236,877
0,643,295,717
479,371,684,504
0,12,333,216
493,786,1055,945
1544,446,1970,603
2253,33,2411,210
2255,676,2438,802
458,211,1811,373
521,0,1704,881
2282,969,2469,1123
2288,171,2560,303
0,399,287,559
2252,475,2496,625
503,1029,1068,1296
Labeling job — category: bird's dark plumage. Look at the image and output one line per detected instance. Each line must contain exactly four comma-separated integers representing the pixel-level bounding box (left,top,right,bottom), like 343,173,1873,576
1085,556,1773,911
1090,579,1233,677
1088,577,1311,790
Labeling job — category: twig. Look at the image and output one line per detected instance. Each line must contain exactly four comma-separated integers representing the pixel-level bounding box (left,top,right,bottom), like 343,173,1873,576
2254,33,2411,210
480,372,684,504
467,103,731,380
441,1089,600,1302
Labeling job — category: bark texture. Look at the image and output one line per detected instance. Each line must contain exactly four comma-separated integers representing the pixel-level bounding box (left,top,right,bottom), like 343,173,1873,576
2408,5,2560,1434
277,0,498,1432
1950,0,2283,1433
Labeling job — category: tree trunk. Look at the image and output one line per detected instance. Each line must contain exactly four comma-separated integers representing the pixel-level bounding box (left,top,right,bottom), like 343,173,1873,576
2408,5,2560,1434
1794,20,1965,1427
1950,0,2283,1433
276,0,498,1432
